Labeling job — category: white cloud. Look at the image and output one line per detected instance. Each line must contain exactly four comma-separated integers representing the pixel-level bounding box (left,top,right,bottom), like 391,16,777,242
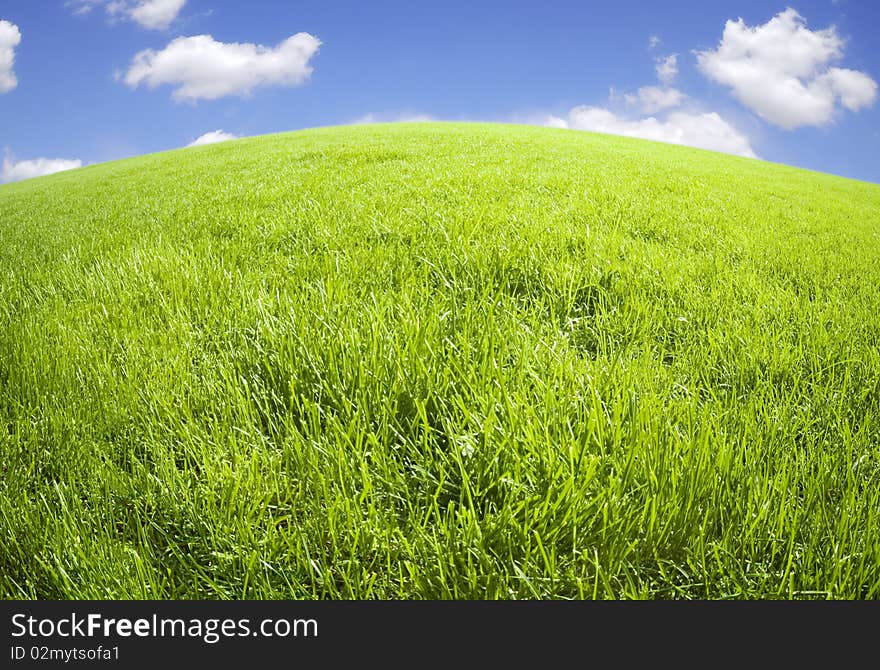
611,53,684,114
186,129,239,147
635,86,685,113
696,8,877,129
123,33,321,102
547,107,757,158
539,32,755,159
0,20,21,93
821,67,878,111
616,88,683,113
648,35,661,50
543,115,569,129
69,0,186,30
351,112,434,125
128,0,186,30
655,54,678,84
1,153,82,183
69,0,102,14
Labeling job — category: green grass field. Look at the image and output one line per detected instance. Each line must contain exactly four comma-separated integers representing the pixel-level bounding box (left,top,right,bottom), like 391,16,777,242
2,122,879,599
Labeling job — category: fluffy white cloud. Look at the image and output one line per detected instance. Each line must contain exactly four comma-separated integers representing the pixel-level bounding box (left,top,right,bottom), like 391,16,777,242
186,129,239,147
696,8,877,129
547,106,757,158
1,154,82,183
543,115,569,129
127,0,186,30
0,20,21,93
611,53,684,114
635,86,685,113
648,35,661,50
655,54,678,84
123,33,321,102
541,32,755,159
70,0,186,30
820,67,878,111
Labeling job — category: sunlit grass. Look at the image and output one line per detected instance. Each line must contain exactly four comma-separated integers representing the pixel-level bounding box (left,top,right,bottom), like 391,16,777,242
1,122,879,599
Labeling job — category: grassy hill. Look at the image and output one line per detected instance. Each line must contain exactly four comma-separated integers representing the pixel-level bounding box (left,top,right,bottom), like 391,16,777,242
1,122,879,599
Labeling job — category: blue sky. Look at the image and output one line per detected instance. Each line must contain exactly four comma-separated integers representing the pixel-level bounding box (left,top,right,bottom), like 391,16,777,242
1,1,878,182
